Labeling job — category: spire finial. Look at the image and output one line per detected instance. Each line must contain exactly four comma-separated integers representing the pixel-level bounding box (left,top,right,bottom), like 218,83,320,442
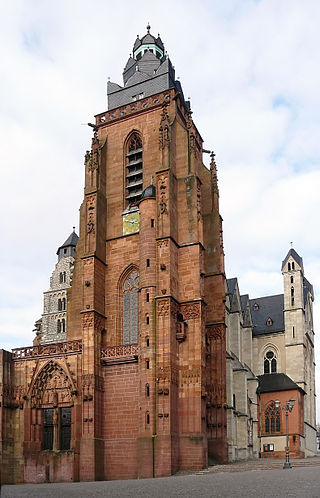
210,151,216,167
290,241,293,248
147,22,151,33
151,175,153,185
73,226,76,232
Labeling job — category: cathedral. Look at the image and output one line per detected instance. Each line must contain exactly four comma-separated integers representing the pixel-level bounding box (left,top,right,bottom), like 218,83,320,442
0,26,316,484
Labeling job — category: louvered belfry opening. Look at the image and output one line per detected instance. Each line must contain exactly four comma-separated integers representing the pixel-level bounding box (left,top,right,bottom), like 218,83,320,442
125,133,143,207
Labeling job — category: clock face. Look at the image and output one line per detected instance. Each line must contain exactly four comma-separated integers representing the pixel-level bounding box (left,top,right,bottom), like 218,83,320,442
123,212,140,235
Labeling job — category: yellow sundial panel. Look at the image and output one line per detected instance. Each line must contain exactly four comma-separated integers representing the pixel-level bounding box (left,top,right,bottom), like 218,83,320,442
123,211,140,235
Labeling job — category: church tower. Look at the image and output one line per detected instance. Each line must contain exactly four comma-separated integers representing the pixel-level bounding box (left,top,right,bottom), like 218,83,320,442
67,25,227,479
282,248,316,454
39,229,78,344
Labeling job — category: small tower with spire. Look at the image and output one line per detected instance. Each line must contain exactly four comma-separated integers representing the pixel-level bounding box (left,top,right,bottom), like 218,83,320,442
38,229,78,344
281,247,315,432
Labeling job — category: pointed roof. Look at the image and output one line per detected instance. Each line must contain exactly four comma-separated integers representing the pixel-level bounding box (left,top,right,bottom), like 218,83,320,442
56,229,79,254
133,36,141,51
281,248,304,272
227,277,237,296
227,278,241,313
124,56,136,72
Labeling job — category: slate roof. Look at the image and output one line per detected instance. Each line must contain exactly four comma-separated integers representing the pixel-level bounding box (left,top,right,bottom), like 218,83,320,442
133,36,141,51
240,294,249,312
107,28,188,111
249,294,284,336
303,276,314,304
257,373,305,394
124,56,135,72
141,184,156,198
133,30,164,53
281,248,304,271
57,230,79,253
240,294,253,327
227,278,237,297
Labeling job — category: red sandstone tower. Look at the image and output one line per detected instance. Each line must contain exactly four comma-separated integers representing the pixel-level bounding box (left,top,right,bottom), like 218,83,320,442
0,26,227,485
67,25,227,479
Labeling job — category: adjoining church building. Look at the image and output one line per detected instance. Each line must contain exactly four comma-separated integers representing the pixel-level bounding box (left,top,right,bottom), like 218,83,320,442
0,27,316,484
225,248,316,461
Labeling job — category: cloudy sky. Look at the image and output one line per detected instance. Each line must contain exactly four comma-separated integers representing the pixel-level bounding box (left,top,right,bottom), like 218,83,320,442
1,0,320,415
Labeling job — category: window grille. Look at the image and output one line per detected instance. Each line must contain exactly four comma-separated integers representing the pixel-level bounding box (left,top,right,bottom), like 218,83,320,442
125,134,143,207
60,407,71,450
43,408,54,450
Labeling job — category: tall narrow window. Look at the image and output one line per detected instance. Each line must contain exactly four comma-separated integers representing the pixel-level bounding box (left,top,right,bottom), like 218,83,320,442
62,298,66,310
43,408,54,450
264,351,277,374
60,407,71,450
291,286,294,306
125,133,143,207
288,263,291,271
265,402,281,433
62,318,66,333
58,299,62,311
57,319,61,333
123,270,139,344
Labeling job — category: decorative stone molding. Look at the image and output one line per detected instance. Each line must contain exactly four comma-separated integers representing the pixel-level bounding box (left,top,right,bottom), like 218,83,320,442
157,298,170,316
12,340,82,360
180,368,201,386
206,323,224,340
101,344,138,365
197,179,202,221
81,312,104,330
159,103,170,150
96,92,171,125
157,239,169,249
157,173,169,216
180,302,201,320
86,194,96,234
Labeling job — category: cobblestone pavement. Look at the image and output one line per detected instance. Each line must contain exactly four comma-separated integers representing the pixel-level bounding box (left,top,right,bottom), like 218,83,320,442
2,457,320,498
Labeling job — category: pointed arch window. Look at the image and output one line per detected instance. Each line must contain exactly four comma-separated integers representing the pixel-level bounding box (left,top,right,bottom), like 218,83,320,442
265,402,281,433
264,350,277,374
123,270,139,344
125,133,143,207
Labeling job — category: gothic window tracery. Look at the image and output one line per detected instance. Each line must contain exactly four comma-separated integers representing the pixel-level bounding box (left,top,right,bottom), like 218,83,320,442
264,350,277,374
125,132,143,207
123,270,139,344
264,402,281,433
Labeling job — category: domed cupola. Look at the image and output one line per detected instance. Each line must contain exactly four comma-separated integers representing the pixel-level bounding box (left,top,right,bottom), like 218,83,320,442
141,183,156,199
133,24,164,61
